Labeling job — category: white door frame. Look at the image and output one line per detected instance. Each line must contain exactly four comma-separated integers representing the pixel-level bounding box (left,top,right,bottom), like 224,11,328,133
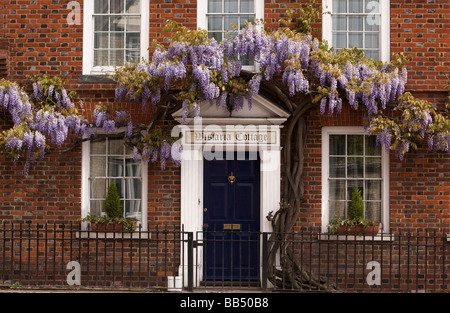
173,96,289,287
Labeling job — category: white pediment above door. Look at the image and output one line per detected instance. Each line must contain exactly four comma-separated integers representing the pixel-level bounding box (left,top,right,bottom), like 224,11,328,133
172,94,290,125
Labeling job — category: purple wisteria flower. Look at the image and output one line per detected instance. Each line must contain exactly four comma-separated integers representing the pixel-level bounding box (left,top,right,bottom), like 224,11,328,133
102,120,116,134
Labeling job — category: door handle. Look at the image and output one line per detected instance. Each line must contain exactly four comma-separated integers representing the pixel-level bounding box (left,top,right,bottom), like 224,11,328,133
203,223,209,229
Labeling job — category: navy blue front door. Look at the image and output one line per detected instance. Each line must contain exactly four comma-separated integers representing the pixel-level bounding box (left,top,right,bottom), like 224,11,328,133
203,152,260,281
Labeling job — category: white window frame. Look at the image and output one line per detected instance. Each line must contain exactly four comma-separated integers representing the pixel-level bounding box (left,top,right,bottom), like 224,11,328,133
82,0,149,75
81,130,148,231
197,0,264,71
322,0,390,62
321,127,390,233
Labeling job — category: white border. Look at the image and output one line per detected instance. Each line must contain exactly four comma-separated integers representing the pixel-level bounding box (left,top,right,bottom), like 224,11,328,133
175,97,287,287
82,1,150,75
197,0,264,30
321,126,390,233
81,130,148,231
322,0,390,62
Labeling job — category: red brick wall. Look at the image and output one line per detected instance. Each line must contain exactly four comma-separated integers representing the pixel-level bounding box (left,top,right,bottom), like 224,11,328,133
0,1,448,233
391,0,449,93
0,114,82,223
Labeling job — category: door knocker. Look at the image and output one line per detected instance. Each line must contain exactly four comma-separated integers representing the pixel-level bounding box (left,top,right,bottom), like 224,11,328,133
228,172,236,185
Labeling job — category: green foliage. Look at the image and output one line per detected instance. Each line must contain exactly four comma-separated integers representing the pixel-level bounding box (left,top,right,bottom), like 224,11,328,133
10,281,22,289
327,216,377,235
348,187,364,220
79,213,137,231
104,183,122,219
281,0,324,35
328,187,378,234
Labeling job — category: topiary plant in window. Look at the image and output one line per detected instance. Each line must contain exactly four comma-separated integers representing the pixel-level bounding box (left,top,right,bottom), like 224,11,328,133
80,183,137,232
104,182,122,219
348,186,364,221
328,187,380,235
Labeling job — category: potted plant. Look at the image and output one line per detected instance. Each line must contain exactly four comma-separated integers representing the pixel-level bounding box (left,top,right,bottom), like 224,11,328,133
328,187,380,235
79,183,137,232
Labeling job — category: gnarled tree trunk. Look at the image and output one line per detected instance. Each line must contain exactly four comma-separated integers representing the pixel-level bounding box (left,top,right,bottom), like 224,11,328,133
261,81,335,291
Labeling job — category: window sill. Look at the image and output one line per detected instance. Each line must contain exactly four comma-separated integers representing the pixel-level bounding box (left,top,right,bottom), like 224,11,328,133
78,74,115,84
318,233,395,242
76,231,150,240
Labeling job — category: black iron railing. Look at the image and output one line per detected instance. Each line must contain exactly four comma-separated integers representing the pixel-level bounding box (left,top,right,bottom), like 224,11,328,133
0,222,449,292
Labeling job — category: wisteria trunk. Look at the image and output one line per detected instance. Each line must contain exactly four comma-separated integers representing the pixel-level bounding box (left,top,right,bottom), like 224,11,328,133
265,96,334,291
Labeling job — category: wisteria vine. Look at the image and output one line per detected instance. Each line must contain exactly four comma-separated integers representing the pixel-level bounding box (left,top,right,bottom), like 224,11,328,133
112,21,449,166
1,20,449,175
0,76,90,176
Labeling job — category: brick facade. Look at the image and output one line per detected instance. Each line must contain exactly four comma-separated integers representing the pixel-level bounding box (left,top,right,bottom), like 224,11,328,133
0,1,449,287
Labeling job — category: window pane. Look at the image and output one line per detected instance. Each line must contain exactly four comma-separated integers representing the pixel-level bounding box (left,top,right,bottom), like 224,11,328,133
329,135,345,155
347,180,364,201
349,0,363,13
111,0,124,13
224,0,238,13
347,157,363,178
95,33,109,49
349,33,363,49
95,0,109,13
329,201,346,219
91,178,107,198
91,138,107,154
333,16,347,31
125,158,141,177
240,0,254,13
365,0,380,13
330,157,346,178
94,49,109,66
111,16,125,31
90,200,105,217
365,33,379,48
209,32,223,42
365,136,381,156
126,33,140,49
126,178,142,198
333,33,347,48
109,138,124,155
94,16,109,31
126,0,140,13
365,180,381,200
348,135,363,155
364,49,379,60
329,180,345,200
208,16,222,31
224,16,239,31
126,16,141,32
349,16,363,31
109,178,124,198
332,0,347,13
365,20,380,31
90,156,106,177
126,49,140,63
111,32,124,49
366,202,381,222
240,15,254,28
108,157,124,177
208,0,222,13
365,157,381,178
125,200,141,219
